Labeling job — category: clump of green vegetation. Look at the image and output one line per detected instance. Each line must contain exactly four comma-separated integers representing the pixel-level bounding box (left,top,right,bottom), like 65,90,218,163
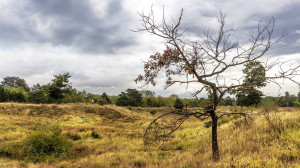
91,130,101,139
260,98,278,112
23,124,73,162
233,118,243,127
219,117,231,124
203,117,231,128
150,109,157,115
203,121,212,128
293,99,300,107
174,98,184,109
133,160,147,168
0,123,73,163
65,131,81,141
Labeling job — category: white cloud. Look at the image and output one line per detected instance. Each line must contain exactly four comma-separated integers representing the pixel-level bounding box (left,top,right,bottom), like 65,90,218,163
0,0,299,97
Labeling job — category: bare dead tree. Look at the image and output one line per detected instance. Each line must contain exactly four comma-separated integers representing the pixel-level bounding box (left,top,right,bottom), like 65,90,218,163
134,8,300,161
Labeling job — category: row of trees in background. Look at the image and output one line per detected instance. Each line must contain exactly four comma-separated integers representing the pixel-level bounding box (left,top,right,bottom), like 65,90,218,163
0,73,111,104
0,73,299,107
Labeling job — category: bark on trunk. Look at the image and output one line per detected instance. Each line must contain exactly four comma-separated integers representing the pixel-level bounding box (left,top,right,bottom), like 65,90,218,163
210,109,220,161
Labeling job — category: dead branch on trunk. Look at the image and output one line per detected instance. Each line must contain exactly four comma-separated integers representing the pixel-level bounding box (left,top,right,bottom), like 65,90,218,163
144,108,208,146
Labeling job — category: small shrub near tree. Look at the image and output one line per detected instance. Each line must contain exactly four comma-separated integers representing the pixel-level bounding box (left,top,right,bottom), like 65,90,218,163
204,121,213,128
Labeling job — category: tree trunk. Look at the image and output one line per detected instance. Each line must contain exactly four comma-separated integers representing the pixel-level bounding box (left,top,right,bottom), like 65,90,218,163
210,109,220,161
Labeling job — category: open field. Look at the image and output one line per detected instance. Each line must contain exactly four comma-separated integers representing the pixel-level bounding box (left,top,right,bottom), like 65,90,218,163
0,103,299,168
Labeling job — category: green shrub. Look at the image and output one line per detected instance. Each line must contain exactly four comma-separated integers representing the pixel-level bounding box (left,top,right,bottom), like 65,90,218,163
174,98,184,109
293,99,300,107
203,121,212,128
133,160,147,167
23,124,73,163
65,131,81,141
220,117,231,124
150,109,157,115
234,119,243,127
0,123,73,163
176,144,184,150
203,118,231,128
260,98,277,112
0,141,23,159
91,130,101,139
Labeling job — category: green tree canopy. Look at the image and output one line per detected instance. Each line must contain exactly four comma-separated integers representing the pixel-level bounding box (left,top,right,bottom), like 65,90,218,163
174,98,184,109
278,91,297,107
236,61,266,106
28,84,50,103
0,85,8,102
243,61,266,87
101,92,111,104
169,94,179,98
140,90,156,97
221,96,235,106
116,89,143,107
236,87,263,106
1,76,30,91
51,73,71,88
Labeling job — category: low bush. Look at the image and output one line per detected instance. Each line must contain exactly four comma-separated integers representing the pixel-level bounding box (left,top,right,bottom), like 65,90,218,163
127,106,132,110
65,131,81,141
0,123,73,163
174,98,184,109
91,130,101,139
260,98,278,112
150,109,157,115
24,124,73,162
293,99,300,107
203,121,212,128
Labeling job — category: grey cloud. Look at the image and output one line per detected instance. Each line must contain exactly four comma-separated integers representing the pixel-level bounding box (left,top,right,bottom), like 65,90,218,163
238,2,300,56
0,0,299,98
268,2,300,55
0,0,136,54
176,1,300,57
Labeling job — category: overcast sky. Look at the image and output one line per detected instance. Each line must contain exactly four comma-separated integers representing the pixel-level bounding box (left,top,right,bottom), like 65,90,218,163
0,0,299,97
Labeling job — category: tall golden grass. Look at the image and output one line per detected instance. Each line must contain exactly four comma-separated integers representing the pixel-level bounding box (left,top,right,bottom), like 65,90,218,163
0,103,299,167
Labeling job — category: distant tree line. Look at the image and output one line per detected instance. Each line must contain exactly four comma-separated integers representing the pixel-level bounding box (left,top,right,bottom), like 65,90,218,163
0,73,299,108
0,73,111,105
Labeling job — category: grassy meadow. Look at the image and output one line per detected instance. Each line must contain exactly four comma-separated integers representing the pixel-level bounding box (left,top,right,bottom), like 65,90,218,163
0,103,299,167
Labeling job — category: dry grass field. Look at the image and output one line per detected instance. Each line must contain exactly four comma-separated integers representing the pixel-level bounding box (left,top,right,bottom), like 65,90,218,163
0,103,299,168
